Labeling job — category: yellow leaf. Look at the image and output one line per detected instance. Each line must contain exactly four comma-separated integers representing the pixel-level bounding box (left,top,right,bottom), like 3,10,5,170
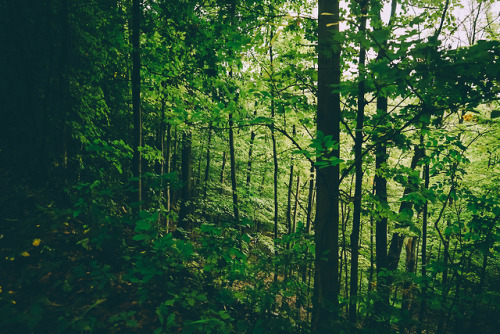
33,239,41,247
21,251,30,257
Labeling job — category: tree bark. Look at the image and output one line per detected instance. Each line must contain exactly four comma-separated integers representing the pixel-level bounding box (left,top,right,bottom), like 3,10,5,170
374,93,390,326
179,130,193,226
203,124,212,197
312,0,341,331
229,112,240,221
131,0,142,210
219,150,227,195
349,0,368,323
246,109,257,188
306,166,315,235
165,122,172,229
418,142,430,331
269,28,280,283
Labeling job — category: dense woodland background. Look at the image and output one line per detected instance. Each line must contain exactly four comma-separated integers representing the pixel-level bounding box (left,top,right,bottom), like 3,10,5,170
1,0,499,333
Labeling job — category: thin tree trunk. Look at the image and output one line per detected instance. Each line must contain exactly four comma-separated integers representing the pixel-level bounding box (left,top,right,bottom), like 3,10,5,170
266,27,281,283
246,109,257,188
179,131,193,226
156,102,166,225
58,0,69,185
285,125,296,281
374,93,389,326
155,102,165,177
313,1,341,331
229,112,240,221
227,0,239,223
287,126,296,238
305,166,315,234
203,124,212,197
402,236,417,324
293,173,300,233
220,151,227,195
373,0,398,327
419,144,430,332
369,181,375,291
349,0,368,323
131,0,142,211
165,123,172,230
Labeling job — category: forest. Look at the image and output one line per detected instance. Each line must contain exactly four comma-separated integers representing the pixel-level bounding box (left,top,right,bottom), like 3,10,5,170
0,0,499,333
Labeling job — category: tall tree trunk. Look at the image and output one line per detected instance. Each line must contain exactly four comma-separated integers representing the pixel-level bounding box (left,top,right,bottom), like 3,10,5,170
269,28,280,283
131,0,142,211
349,0,368,323
246,109,257,188
179,131,193,226
228,0,240,223
303,165,315,284
402,236,418,325
155,102,165,177
165,122,172,229
285,125,295,282
369,181,376,291
373,0,398,327
286,126,296,237
306,165,315,235
228,112,240,221
58,0,69,186
219,151,227,195
203,124,212,197
293,173,300,233
374,93,390,326
312,0,341,331
155,102,166,225
419,141,430,332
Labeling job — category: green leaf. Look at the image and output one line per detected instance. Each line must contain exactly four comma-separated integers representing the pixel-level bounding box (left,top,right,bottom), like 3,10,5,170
132,234,146,241
136,220,151,231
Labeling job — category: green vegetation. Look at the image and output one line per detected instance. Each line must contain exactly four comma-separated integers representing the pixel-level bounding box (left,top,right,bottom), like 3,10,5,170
1,0,499,333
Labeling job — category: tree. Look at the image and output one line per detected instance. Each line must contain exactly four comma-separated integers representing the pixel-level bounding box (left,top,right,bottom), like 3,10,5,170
131,0,142,210
349,0,368,323
313,0,341,332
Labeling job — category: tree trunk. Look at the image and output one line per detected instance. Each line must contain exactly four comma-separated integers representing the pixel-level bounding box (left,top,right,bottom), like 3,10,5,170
58,0,69,186
155,102,165,177
293,173,300,233
369,181,376,291
246,109,257,188
179,130,193,226
306,165,315,235
203,124,212,197
165,122,172,230
349,0,368,323
418,144,430,332
312,0,341,331
131,0,142,211
373,0,398,327
268,27,280,283
219,150,227,195
374,93,390,327
285,126,295,282
228,112,240,221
